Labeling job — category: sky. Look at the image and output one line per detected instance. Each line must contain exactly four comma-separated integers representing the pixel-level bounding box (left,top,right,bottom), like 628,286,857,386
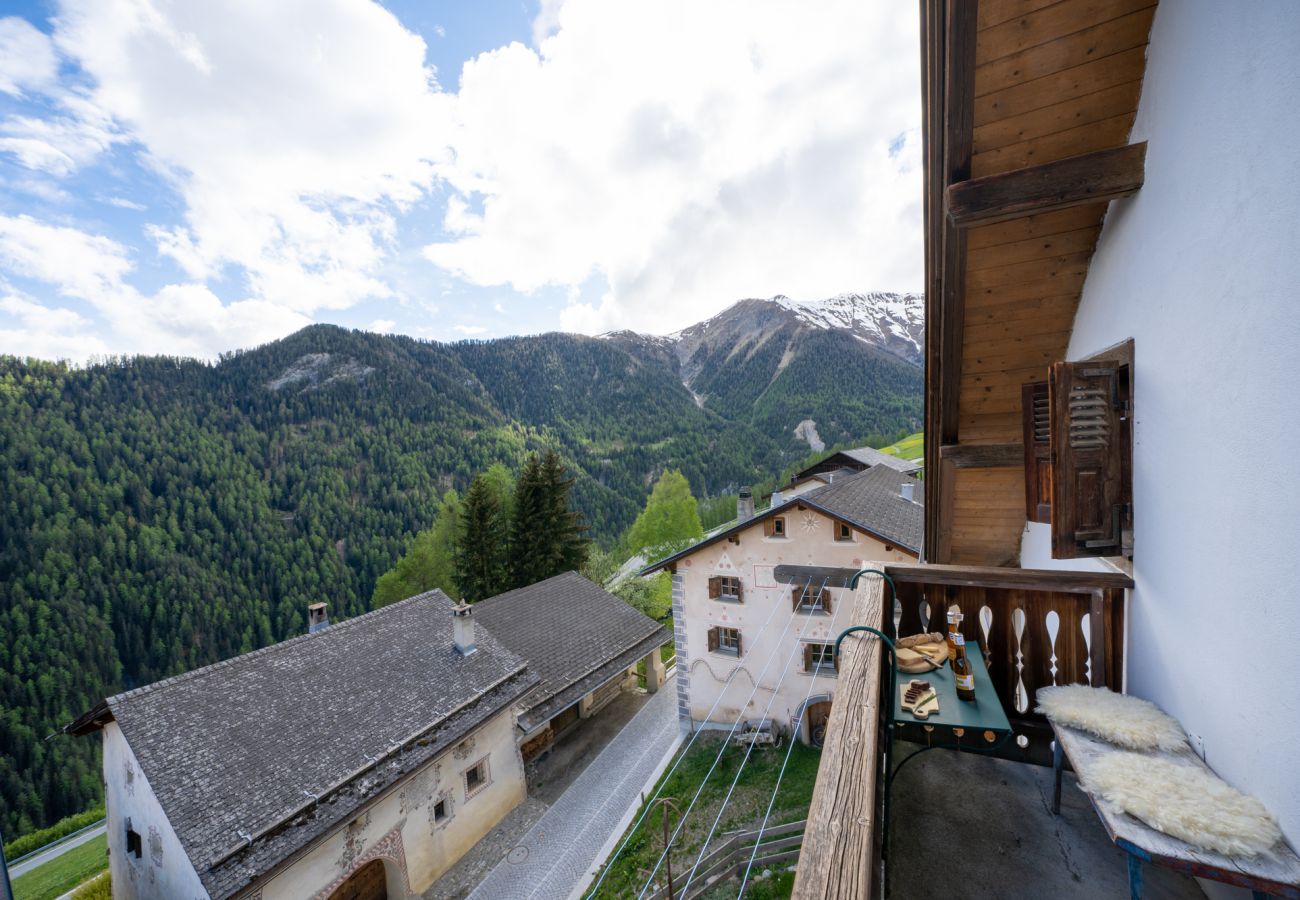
0,0,922,361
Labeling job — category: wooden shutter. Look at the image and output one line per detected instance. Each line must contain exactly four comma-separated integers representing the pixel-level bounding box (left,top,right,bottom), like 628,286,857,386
821,589,833,616
733,580,744,604
791,585,803,612
804,643,814,673
1049,361,1127,558
1022,381,1052,523
707,626,719,652
763,517,775,537
734,631,742,656
708,577,720,599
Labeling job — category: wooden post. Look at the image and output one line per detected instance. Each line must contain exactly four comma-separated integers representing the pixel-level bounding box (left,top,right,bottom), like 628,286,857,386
658,797,680,899
791,574,886,899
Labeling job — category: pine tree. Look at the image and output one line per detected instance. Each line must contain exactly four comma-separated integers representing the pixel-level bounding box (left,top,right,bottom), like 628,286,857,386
454,476,511,602
509,454,547,588
510,450,590,588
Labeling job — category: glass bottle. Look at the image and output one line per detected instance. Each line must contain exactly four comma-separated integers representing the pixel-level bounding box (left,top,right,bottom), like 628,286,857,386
951,617,976,702
945,610,961,663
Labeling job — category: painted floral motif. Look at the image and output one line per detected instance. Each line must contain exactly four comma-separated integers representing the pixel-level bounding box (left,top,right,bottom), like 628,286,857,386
800,511,821,533
149,825,164,867
399,769,435,815
124,759,136,796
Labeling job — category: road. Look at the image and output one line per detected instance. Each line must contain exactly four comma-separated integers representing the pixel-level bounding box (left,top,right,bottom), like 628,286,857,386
8,821,107,879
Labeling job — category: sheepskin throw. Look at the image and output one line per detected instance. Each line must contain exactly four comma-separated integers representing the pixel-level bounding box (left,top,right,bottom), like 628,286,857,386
1036,684,1185,751
1081,752,1282,856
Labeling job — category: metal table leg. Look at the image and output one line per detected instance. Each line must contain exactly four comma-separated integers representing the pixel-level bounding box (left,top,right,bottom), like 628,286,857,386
1053,736,1064,816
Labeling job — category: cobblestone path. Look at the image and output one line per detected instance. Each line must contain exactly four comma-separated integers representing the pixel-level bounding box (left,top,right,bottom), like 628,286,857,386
467,677,680,900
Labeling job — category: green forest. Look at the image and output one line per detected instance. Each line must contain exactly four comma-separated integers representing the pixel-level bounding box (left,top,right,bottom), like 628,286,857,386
0,321,921,837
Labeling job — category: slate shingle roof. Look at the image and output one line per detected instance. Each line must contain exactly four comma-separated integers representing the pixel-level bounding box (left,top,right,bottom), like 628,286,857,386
69,590,536,899
800,463,924,552
473,572,670,732
833,445,922,474
642,465,924,573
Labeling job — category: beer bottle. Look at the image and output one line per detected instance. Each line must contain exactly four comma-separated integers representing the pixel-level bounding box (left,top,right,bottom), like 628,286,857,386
945,610,961,662
951,615,976,702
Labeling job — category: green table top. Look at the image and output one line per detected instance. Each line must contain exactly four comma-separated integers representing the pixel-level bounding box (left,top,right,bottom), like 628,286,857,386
891,644,1012,734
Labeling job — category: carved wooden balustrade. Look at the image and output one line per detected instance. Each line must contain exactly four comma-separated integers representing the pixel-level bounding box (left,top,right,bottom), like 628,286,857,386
887,563,1128,756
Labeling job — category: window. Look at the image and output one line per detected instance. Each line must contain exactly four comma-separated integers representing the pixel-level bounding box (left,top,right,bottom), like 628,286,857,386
1023,351,1133,559
125,821,143,859
464,757,491,799
708,575,743,603
708,626,741,656
804,642,836,675
791,584,833,615
764,516,787,538
433,798,450,824
833,520,853,542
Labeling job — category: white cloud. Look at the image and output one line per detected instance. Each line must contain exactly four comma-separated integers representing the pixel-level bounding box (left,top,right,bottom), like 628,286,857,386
367,318,396,333
428,0,921,335
0,18,58,96
0,214,309,359
104,195,146,210
38,0,453,315
453,324,486,335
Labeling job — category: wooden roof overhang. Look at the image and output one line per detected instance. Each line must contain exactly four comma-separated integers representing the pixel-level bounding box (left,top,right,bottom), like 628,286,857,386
921,0,1157,566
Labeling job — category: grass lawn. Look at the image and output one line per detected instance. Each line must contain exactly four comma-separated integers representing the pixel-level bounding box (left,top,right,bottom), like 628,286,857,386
587,734,820,899
12,833,108,900
880,431,923,461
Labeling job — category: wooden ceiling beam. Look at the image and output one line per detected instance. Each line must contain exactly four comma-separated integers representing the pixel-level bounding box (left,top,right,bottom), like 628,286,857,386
947,142,1147,228
939,442,1024,468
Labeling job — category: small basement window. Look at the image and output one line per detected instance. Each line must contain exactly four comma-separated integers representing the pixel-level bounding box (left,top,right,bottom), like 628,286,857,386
126,822,143,859
464,757,491,798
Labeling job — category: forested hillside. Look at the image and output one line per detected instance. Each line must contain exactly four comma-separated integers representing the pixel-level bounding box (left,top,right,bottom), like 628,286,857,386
0,297,922,836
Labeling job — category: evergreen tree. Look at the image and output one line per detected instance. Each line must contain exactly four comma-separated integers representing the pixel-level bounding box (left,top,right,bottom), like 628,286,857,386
372,489,462,607
455,475,511,601
510,450,590,587
624,469,704,561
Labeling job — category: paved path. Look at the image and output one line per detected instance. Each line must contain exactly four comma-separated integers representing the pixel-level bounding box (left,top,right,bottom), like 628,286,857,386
9,821,106,878
468,677,681,900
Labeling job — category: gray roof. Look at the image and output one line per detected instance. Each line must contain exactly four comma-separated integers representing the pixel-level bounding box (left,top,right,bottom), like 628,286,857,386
801,464,924,552
643,466,924,574
69,591,536,899
474,572,670,732
835,446,922,474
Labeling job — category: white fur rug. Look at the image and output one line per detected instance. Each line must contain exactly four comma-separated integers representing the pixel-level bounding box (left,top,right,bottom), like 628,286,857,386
1081,752,1282,856
1036,684,1185,751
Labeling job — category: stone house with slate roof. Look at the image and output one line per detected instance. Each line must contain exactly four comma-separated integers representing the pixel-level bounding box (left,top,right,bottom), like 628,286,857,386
766,444,922,504
643,464,922,745
66,574,667,900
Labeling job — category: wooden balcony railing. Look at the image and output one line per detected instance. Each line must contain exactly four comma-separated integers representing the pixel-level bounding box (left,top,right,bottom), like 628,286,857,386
779,562,1132,900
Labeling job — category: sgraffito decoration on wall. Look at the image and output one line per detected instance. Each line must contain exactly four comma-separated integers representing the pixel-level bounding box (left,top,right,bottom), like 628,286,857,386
335,810,373,872
314,825,411,900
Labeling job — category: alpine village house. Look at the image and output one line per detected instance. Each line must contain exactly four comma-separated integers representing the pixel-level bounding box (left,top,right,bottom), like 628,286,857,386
66,573,667,899
644,458,923,745
791,2,1300,899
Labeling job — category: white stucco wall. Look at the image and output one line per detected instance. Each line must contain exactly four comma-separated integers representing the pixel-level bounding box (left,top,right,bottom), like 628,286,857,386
103,722,208,899
257,708,526,899
677,508,914,739
1020,0,1300,865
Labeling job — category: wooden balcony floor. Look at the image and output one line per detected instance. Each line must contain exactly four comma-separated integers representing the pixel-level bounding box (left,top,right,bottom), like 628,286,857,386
888,741,1206,899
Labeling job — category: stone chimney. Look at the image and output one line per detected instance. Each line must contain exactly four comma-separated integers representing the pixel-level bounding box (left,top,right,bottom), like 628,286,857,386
452,602,476,656
307,603,329,634
901,482,916,503
737,487,755,522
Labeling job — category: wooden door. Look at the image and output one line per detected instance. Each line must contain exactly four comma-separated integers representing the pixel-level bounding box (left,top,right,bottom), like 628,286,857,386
330,858,387,900
551,703,580,735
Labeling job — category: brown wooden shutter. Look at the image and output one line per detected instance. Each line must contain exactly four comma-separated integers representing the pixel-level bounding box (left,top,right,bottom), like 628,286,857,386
707,626,719,653
804,643,814,673
822,589,833,616
791,585,803,611
1022,381,1052,523
735,631,742,656
1049,361,1127,558
708,577,720,599
763,517,775,537
733,580,744,604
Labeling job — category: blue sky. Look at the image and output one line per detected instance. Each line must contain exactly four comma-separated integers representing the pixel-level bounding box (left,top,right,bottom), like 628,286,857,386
0,0,921,360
